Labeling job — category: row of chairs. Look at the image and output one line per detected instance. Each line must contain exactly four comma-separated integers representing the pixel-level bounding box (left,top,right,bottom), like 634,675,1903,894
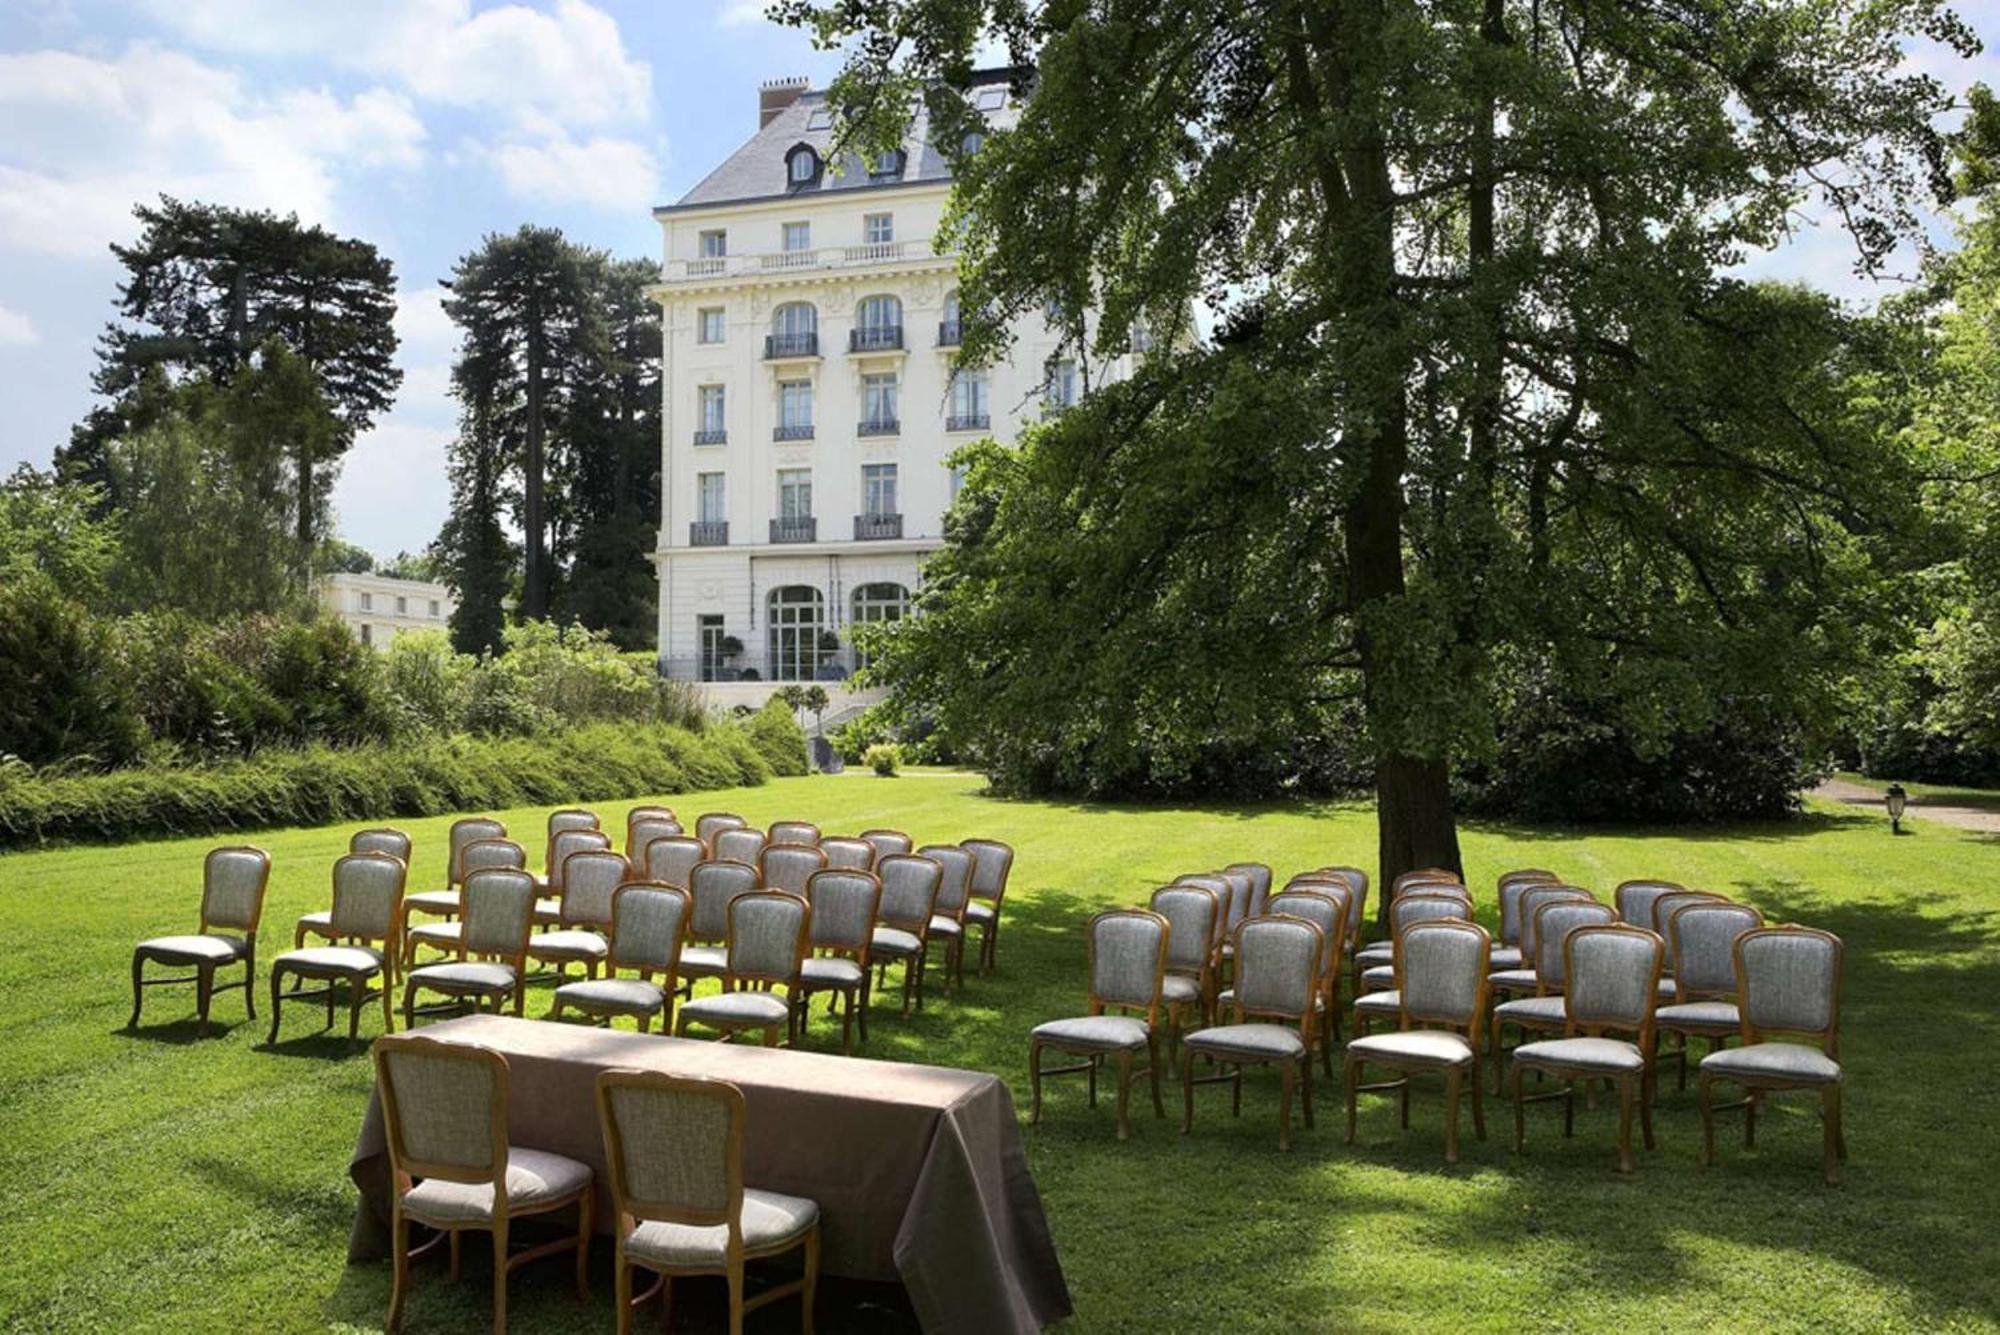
374,1034,817,1334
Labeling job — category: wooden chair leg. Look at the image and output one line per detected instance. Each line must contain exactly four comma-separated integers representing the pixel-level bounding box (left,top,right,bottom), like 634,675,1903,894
1028,1041,1043,1124
614,1253,633,1335
266,966,286,1044
128,952,146,1029
1745,1089,1758,1147
1148,1035,1165,1120
1699,1073,1718,1166
1300,1055,1315,1128
574,1186,592,1300
1343,1053,1362,1144
802,1223,820,1334
388,1208,410,1332
1181,1046,1197,1134
1279,1062,1294,1151
243,947,257,1020
726,1260,745,1335
1470,1058,1487,1141
491,1219,508,1335
196,964,215,1036
1511,1062,1527,1152
1823,1083,1843,1185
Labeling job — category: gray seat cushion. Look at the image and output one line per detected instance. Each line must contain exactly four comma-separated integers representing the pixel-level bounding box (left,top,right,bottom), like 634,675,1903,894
871,927,923,957
295,910,333,935
1361,964,1395,988
925,914,963,938
404,890,460,913
625,1188,818,1269
407,922,463,949
800,957,864,988
555,978,664,1017
1487,968,1537,992
1488,946,1524,970
1656,1000,1740,1031
1182,1023,1304,1062
1354,944,1393,968
408,961,516,993
1031,1015,1150,1051
1161,974,1203,1004
964,902,996,924
401,1147,592,1224
528,929,609,962
136,934,248,964
680,991,790,1029
532,898,565,925
1346,1029,1474,1068
1700,1041,1841,1086
678,945,727,976
1354,989,1400,1016
274,945,384,975
1515,1036,1644,1074
1494,995,1567,1027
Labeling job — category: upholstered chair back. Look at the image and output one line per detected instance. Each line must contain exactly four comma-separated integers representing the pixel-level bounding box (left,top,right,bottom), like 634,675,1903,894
609,884,689,974
687,860,760,941
713,827,768,867
696,812,748,845
1225,862,1274,918
875,855,943,933
1669,902,1764,998
726,892,810,984
378,1038,504,1177
598,1071,741,1220
964,839,1015,901
1086,909,1168,1016
201,846,271,933
1149,885,1220,974
1532,901,1619,988
859,828,914,859
1518,886,1595,957
561,850,632,928
642,836,707,890
447,818,507,884
760,844,827,898
546,828,612,892
1564,925,1663,1031
768,820,821,847
1397,920,1491,1027
627,817,683,862
546,808,600,842
1268,889,1344,981
1233,916,1322,1019
461,868,535,958
350,827,413,862
820,837,877,872
806,870,880,953
330,851,405,940
459,838,527,880
1652,891,1725,970
1614,879,1686,930
1736,926,1843,1046
919,844,975,916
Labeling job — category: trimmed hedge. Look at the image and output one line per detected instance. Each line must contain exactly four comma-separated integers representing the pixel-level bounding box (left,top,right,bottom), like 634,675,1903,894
0,720,784,849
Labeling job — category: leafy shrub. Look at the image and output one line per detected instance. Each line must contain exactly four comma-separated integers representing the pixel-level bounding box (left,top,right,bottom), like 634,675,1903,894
0,719,775,848
115,610,287,756
0,575,147,768
379,631,473,736
831,702,957,767
744,698,810,777
866,743,900,777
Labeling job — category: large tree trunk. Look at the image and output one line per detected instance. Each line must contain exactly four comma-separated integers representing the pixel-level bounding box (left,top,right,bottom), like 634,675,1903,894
524,291,547,620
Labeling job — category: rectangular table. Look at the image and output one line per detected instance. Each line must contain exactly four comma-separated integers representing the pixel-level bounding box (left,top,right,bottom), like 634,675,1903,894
347,1015,1071,1334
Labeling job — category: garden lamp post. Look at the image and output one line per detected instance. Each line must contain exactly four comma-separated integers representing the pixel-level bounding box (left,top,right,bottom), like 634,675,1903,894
1885,783,1908,834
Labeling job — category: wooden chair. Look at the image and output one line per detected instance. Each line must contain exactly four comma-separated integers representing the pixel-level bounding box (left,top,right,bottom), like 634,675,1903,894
401,817,505,940
858,828,913,861
268,850,406,1044
1358,892,1472,993
1511,924,1663,1173
375,1034,592,1333
403,868,535,1026
1211,868,1254,987
1224,861,1274,920
1485,885,1596,1005
535,828,613,925
1652,890,1727,976
1489,899,1618,1089
918,843,976,994
1656,900,1765,1088
626,816,684,865
624,804,676,836
794,869,881,1053
1147,883,1221,1067
713,826,769,868
677,893,812,1046
1029,908,1168,1140
405,839,528,967
870,853,942,1017
641,835,706,891
759,843,826,899
1343,919,1491,1164
1699,925,1847,1184
1182,915,1324,1150
678,860,761,990
1263,887,1347,1060
595,1069,819,1335
1614,878,1686,931
544,807,601,863
551,883,689,1033
298,828,412,946
695,812,748,848
128,845,272,1036
963,838,1016,974
1491,870,1560,970
819,836,876,872
768,820,821,847
526,849,630,984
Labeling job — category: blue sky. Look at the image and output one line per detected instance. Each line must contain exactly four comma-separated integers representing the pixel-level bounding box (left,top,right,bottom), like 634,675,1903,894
0,1,1995,560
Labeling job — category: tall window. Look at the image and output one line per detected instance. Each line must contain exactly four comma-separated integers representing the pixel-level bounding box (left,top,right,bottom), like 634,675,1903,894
359,592,373,612
787,146,818,183
864,212,894,244
1045,359,1078,410
779,380,813,432
697,307,725,343
949,463,967,502
697,472,726,523
850,582,909,669
767,586,826,681
862,463,898,517
771,301,816,357
698,614,726,682
395,595,407,614
857,294,900,335
949,370,988,428
782,221,810,252
428,599,440,618
861,373,898,429
699,384,725,432
699,229,727,257
777,468,813,520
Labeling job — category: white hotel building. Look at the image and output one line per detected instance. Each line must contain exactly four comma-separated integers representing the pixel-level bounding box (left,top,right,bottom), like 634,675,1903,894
650,71,1129,683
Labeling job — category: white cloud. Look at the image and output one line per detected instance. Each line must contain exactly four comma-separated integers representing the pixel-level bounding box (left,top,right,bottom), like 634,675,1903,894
143,0,652,129
0,45,425,256
0,304,39,346
332,420,456,559
485,128,661,212
716,0,772,27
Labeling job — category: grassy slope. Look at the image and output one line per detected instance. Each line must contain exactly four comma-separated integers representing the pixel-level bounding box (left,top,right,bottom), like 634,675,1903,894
0,770,1994,1333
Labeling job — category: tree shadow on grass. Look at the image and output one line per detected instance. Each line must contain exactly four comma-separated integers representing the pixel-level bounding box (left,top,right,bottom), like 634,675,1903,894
109,1016,249,1045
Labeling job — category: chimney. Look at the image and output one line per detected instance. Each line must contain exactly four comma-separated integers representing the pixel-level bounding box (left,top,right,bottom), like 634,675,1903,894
760,77,809,129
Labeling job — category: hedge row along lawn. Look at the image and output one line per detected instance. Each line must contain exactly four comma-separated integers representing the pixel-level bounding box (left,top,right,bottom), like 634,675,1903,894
0,770,1992,1332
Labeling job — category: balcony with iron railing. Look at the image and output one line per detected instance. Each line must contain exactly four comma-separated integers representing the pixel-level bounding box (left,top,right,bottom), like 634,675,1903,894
773,423,815,441
693,428,727,445
849,325,905,354
764,332,819,360
666,240,918,283
689,520,728,547
857,417,900,438
946,412,989,432
937,320,963,347
853,512,904,541
769,515,817,544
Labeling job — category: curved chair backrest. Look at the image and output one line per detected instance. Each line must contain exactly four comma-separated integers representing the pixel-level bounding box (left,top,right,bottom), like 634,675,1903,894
1225,862,1274,918
1175,875,1234,955
546,828,612,892
1735,925,1844,1053
608,883,689,975
1652,891,1726,969
1216,869,1254,933
330,851,406,940
964,839,1016,905
377,1035,506,1183
1393,867,1461,898
1301,867,1370,942
1564,925,1663,1037
458,839,529,886
807,869,881,956
1231,915,1323,1024
1390,892,1472,941
461,868,535,961
860,828,914,860
1668,901,1765,1000
201,845,272,934
1532,900,1620,990
726,891,811,985
627,817,684,863
1396,920,1491,1030
1149,884,1220,975
919,844,975,917
1615,879,1686,930
447,818,507,887
626,804,676,831
713,827,768,868
350,827,413,863
687,860,761,942
643,836,707,891
876,854,943,934
760,844,827,898
820,836,876,871
768,820,821,847
595,1070,744,1238
1497,874,1559,946
547,808,601,844
1085,909,1168,1021
1518,885,1595,958
696,812,748,846
1498,868,1558,896
1268,888,1345,983
561,849,633,928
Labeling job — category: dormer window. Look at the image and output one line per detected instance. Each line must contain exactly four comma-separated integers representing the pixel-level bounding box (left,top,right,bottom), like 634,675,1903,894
961,130,985,156
786,144,820,186
869,148,906,180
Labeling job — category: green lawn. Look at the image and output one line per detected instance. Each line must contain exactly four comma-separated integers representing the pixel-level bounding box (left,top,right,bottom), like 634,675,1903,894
2,770,1995,1333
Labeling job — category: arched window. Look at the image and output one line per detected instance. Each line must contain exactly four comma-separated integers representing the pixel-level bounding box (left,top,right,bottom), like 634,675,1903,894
850,582,910,670
767,586,826,681
770,301,817,357
939,290,963,347
869,148,905,179
786,144,819,185
961,130,985,156
854,294,903,352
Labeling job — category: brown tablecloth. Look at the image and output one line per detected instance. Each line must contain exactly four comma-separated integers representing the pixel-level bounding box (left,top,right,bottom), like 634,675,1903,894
346,1015,1070,1333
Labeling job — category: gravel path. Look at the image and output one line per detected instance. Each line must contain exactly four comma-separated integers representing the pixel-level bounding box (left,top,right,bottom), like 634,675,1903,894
1809,777,2000,834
